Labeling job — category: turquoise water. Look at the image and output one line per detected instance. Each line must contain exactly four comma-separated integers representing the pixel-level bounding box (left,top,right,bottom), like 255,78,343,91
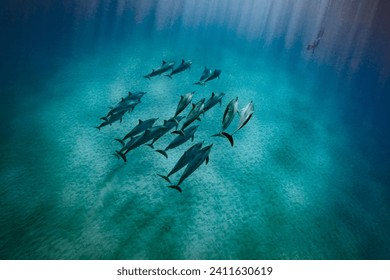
1,0,389,259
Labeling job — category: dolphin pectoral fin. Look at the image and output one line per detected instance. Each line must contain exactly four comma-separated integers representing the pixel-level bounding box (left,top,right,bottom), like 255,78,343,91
221,132,234,147
241,114,253,128
116,151,127,162
172,130,185,136
156,150,168,158
146,143,154,149
191,135,194,141
114,138,125,147
158,174,171,183
168,185,182,193
206,156,209,165
173,117,179,126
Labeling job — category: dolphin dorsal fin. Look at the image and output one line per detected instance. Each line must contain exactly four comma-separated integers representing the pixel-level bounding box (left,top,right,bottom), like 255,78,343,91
211,92,215,97
121,97,124,101
139,119,143,124
162,60,166,65
182,59,184,64
192,103,195,109
128,91,132,96
163,120,167,125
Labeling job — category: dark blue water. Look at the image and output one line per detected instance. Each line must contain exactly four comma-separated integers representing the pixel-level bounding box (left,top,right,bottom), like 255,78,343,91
1,0,389,259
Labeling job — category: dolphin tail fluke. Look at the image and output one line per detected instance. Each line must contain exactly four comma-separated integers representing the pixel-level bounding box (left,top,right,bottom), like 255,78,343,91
144,75,151,80
115,138,125,147
168,185,182,193
100,117,108,121
211,132,234,146
113,153,119,159
157,174,171,183
221,132,234,147
95,126,101,131
164,74,172,79
193,81,204,86
116,151,127,162
172,130,185,136
156,150,168,158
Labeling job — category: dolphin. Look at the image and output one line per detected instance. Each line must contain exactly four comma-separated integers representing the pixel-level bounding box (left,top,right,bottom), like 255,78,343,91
174,91,194,117
115,134,141,154
167,144,213,192
204,69,221,83
193,66,212,85
214,101,254,147
146,116,185,149
156,125,199,158
116,125,168,162
203,92,225,112
144,60,175,79
212,96,238,146
221,97,239,131
121,118,159,142
234,101,254,133
119,117,184,158
165,59,192,78
173,98,205,136
96,110,127,130
157,141,204,183
106,98,140,117
124,91,146,102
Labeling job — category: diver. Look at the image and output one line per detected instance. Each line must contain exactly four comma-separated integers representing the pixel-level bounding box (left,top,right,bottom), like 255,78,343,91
307,28,324,54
